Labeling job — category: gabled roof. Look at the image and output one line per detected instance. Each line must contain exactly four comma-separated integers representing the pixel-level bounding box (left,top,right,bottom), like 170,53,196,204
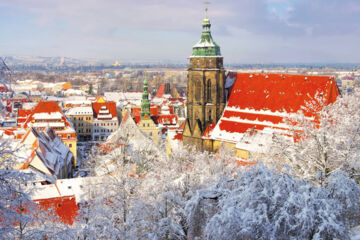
22,101,73,129
18,127,73,180
211,72,340,144
92,102,117,119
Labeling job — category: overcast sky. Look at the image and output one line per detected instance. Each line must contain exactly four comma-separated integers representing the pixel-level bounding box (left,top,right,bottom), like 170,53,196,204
1,0,360,63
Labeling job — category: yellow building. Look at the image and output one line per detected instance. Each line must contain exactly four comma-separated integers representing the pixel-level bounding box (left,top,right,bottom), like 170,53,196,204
66,106,94,142
138,118,160,145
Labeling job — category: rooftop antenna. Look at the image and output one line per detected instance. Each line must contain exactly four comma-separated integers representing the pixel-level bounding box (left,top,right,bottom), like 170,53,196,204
204,1,211,18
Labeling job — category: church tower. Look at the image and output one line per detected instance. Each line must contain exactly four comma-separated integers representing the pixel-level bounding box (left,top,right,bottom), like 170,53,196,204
183,9,226,150
138,73,160,145
140,74,150,119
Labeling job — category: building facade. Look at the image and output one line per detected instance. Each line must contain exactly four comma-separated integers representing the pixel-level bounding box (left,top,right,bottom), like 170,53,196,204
183,12,226,150
66,106,93,141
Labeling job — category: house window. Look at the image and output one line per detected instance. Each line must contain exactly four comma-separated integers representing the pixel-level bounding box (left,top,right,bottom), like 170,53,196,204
147,123,150,127
69,144,72,148
67,135,71,139
143,124,145,127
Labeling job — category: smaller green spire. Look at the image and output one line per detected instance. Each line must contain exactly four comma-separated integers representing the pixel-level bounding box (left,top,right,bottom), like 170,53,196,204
141,73,150,119
192,8,221,57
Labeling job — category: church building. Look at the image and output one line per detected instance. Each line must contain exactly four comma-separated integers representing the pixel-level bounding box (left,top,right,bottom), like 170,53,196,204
183,11,341,157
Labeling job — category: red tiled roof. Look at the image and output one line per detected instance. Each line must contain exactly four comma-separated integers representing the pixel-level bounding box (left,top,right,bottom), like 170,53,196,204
131,107,141,117
157,114,178,125
131,107,141,123
0,86,8,92
34,195,79,225
168,105,174,114
155,84,173,98
150,105,160,116
203,123,216,139
23,101,64,128
212,72,340,143
155,84,165,98
173,131,183,141
134,115,141,124
92,102,117,118
227,73,339,113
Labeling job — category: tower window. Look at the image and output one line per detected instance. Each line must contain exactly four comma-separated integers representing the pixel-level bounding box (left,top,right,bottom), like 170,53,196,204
195,80,201,101
207,79,211,102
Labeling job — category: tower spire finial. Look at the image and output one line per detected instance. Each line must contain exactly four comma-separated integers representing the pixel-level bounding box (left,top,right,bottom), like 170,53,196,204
205,8,208,19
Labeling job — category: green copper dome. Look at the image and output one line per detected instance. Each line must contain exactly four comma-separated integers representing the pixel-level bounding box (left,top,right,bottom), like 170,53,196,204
192,10,221,57
141,73,150,119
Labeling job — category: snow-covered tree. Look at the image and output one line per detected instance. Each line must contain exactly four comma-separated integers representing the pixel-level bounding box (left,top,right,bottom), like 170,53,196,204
265,88,360,186
76,139,236,239
186,165,352,240
0,139,73,239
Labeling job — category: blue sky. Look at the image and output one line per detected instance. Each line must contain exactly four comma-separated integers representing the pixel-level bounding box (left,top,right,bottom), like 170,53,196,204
1,0,360,63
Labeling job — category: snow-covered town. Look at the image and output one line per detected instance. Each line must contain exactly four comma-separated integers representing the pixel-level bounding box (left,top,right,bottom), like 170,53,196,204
2,2,360,240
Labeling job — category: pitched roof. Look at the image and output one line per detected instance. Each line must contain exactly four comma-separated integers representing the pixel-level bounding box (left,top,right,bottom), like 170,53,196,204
211,72,340,144
92,102,117,119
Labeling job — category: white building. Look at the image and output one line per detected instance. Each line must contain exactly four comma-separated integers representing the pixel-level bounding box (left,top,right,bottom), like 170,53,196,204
92,102,118,141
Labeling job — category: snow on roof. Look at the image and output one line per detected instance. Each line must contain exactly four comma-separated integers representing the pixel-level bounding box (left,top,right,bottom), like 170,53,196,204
28,176,104,203
18,127,74,179
107,110,156,151
63,89,85,95
193,37,218,48
64,99,91,106
104,91,144,102
33,112,62,120
32,122,65,128
66,106,93,116
234,129,274,154
211,72,340,146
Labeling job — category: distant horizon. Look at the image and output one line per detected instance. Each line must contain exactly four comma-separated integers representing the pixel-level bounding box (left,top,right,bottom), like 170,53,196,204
4,55,360,67
1,0,360,63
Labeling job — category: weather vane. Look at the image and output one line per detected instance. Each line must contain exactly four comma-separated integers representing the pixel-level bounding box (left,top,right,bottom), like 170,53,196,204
204,1,211,18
